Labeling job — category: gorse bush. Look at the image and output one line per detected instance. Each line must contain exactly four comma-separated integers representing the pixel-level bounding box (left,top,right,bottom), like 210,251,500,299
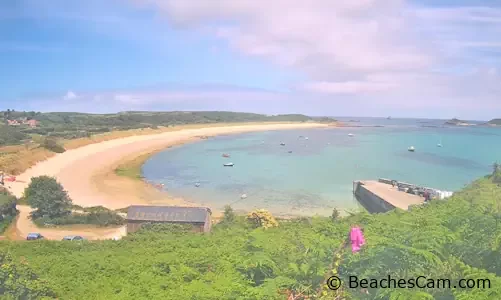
246,209,279,229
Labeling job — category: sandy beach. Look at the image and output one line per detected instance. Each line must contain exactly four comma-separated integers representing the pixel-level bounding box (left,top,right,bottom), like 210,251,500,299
6,123,329,211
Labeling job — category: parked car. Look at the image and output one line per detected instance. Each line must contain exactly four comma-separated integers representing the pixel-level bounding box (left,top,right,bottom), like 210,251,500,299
26,233,44,240
62,235,85,241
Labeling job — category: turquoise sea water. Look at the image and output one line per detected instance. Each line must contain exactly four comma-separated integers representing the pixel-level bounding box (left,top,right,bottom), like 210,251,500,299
142,118,501,217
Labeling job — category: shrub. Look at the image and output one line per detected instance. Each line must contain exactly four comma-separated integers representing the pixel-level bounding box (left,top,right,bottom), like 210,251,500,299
0,190,17,234
41,137,65,153
34,208,124,227
331,208,341,221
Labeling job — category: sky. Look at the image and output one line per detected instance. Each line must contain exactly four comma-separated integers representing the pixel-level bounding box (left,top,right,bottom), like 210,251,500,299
1,0,501,120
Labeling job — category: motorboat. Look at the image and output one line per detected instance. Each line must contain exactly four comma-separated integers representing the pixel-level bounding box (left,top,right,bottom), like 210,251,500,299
222,153,230,158
288,150,293,153
348,133,354,137
223,162,234,167
305,137,309,140
240,194,247,199
280,142,286,146
437,143,442,148
195,182,200,187
408,146,415,152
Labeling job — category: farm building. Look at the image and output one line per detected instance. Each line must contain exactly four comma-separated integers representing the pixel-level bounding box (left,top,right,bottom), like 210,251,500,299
126,205,212,234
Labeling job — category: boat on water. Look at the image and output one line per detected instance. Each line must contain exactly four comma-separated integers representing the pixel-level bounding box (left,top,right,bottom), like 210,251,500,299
387,116,392,120
195,182,200,187
437,138,443,147
305,137,309,140
288,150,293,153
348,133,354,137
240,194,247,199
223,162,234,167
280,142,286,146
408,146,415,152
222,153,230,158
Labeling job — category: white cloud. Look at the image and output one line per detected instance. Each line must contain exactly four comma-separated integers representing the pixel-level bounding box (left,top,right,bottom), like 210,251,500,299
63,90,78,100
135,0,501,114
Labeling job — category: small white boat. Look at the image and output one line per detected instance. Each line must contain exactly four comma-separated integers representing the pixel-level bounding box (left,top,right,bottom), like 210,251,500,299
348,133,354,137
223,162,234,167
240,194,247,199
408,146,415,152
195,182,200,187
280,142,285,146
288,150,292,153
437,143,442,148
305,137,309,140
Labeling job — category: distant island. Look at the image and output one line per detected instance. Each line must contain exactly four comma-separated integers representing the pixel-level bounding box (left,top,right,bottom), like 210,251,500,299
444,118,501,127
487,119,501,126
444,118,475,126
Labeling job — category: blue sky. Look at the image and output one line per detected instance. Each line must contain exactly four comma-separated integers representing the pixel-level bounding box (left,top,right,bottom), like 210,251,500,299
1,0,500,119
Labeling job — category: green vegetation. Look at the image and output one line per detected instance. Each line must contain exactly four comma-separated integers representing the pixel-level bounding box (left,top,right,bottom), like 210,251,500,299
114,152,152,180
2,173,501,298
23,176,124,227
0,190,17,234
0,126,29,146
488,119,501,125
0,252,56,299
0,110,336,146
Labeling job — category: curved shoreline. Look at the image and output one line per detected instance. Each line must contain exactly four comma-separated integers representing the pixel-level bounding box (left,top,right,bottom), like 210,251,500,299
6,123,331,213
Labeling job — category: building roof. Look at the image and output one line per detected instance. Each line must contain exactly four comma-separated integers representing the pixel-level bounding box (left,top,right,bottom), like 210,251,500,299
126,205,211,223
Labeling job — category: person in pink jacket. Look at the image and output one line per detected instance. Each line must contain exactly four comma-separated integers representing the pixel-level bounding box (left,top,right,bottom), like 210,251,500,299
349,225,366,253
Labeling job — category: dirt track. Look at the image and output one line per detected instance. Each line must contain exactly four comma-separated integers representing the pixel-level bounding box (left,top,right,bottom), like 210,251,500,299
7,205,126,241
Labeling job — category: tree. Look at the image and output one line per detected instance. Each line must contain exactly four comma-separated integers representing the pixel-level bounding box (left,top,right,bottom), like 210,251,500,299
493,162,500,175
221,205,236,224
23,176,72,219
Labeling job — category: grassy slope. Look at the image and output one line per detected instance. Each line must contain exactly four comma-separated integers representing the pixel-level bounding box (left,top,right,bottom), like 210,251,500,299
1,174,501,299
